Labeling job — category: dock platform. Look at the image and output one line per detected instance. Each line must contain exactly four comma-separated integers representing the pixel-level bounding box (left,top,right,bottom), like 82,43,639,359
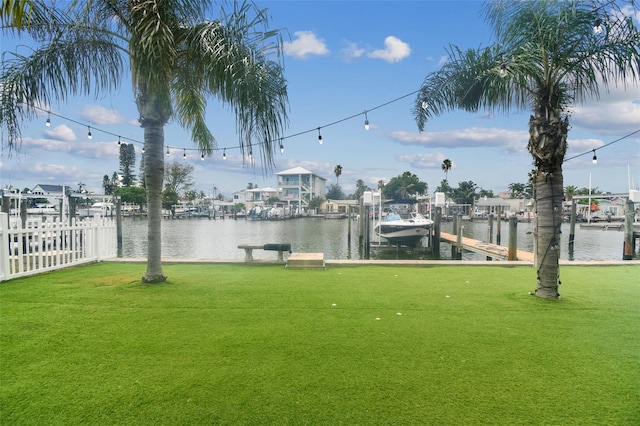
440,232,534,262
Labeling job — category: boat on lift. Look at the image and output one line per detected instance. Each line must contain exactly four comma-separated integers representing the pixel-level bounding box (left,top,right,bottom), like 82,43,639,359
374,212,433,247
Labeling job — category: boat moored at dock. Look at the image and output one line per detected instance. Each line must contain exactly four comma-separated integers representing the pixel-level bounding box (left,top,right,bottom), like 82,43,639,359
374,212,434,247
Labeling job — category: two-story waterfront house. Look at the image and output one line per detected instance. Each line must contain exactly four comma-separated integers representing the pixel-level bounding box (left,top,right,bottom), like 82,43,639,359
276,167,326,213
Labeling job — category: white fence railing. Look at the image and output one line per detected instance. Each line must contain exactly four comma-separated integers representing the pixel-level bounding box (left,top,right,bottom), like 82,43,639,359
0,212,117,282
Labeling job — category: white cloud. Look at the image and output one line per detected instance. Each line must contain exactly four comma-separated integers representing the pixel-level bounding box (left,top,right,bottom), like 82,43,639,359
24,137,72,152
571,99,640,134
368,36,411,63
283,31,329,58
389,127,529,154
43,124,76,142
80,105,128,125
396,152,448,169
341,41,365,61
566,138,604,154
23,135,119,159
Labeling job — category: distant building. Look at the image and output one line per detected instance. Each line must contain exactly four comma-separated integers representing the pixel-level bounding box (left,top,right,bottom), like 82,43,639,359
232,187,279,210
276,167,326,212
31,184,74,197
475,197,517,217
320,199,359,215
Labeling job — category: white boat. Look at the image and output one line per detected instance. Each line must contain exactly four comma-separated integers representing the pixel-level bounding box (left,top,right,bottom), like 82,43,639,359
374,212,434,247
27,204,59,215
78,202,115,218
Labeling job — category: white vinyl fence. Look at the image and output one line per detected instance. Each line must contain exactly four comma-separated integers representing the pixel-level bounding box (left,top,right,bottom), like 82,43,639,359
0,212,117,282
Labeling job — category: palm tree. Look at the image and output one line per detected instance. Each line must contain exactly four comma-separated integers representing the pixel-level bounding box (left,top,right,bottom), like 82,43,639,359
564,185,578,201
508,182,526,198
441,159,452,182
413,0,640,299
1,0,288,283
334,165,343,186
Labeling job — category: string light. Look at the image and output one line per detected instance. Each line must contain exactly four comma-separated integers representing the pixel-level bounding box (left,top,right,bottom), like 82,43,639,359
364,111,370,131
200,153,205,161
592,149,597,164
279,138,284,154
23,91,637,167
593,18,603,34
183,148,187,160
117,136,121,146
565,129,639,163
27,89,424,158
141,145,145,154
499,64,507,78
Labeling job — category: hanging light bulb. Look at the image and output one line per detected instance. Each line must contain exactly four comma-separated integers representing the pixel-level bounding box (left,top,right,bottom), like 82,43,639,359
142,145,145,154
166,146,170,157
200,153,205,161
592,149,597,164
279,139,285,154
248,149,253,160
46,112,51,127
364,111,370,131
317,128,323,145
223,148,226,160
593,18,603,34
183,148,187,160
117,136,121,146
421,101,429,110
499,64,507,78
87,126,92,140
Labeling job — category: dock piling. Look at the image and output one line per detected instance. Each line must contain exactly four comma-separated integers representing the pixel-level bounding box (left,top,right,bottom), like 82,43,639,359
568,199,577,258
487,213,494,261
623,199,635,260
433,207,441,259
508,216,517,261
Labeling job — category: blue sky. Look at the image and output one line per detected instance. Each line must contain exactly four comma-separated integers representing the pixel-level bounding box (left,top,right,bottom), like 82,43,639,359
1,0,639,198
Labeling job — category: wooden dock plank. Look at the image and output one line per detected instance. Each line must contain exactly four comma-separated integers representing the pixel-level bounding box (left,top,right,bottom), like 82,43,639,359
440,232,534,262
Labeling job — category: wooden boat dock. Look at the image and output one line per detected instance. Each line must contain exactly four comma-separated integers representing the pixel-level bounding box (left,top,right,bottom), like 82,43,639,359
440,232,534,262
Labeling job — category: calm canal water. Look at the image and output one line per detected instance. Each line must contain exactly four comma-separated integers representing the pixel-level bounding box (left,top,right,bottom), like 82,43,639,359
120,216,636,261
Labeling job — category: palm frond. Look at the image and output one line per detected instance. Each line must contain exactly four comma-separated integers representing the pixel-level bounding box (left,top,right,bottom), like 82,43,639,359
172,4,288,169
1,27,124,147
415,0,640,131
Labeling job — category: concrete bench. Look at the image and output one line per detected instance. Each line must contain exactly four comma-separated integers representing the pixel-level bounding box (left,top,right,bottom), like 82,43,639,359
238,243,292,262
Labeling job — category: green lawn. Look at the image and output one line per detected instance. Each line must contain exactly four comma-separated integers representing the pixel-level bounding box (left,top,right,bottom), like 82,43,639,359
1,262,639,425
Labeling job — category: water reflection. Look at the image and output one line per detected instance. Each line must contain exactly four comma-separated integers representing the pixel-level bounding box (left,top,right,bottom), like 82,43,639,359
120,216,633,261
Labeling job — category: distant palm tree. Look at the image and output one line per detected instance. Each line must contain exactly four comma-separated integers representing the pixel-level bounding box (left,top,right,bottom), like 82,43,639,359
334,165,343,185
508,182,525,198
441,159,453,182
2,0,289,283
413,0,639,299
564,185,578,201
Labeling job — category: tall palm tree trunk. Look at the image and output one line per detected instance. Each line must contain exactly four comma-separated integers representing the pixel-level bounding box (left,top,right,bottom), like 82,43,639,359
533,164,563,298
142,123,167,283
529,111,567,299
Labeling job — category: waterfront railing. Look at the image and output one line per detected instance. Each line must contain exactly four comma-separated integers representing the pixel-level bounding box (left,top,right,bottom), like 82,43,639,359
0,212,117,282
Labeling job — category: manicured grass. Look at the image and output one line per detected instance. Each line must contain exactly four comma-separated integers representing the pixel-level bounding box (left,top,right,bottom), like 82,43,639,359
1,262,639,425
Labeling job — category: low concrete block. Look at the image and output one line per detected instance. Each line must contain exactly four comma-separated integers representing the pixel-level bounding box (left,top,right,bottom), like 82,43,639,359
286,253,325,269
